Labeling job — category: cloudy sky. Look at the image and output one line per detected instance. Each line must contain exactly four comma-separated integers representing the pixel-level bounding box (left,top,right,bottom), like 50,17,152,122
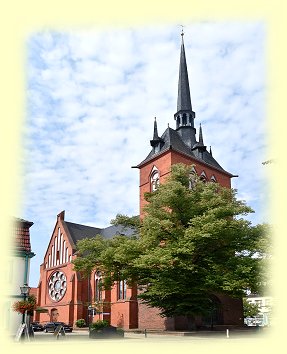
22,22,268,287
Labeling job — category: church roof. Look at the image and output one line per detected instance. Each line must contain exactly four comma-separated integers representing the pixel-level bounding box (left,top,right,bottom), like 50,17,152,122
135,126,230,174
65,222,102,244
64,221,136,247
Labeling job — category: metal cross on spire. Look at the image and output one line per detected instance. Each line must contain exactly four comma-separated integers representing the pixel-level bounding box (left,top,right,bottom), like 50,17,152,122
180,25,185,37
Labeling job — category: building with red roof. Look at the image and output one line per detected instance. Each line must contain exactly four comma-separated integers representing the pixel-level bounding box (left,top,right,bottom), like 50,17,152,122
7,218,35,334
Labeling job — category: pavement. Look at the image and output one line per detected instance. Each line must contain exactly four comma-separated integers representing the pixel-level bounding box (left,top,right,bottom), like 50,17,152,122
18,327,269,343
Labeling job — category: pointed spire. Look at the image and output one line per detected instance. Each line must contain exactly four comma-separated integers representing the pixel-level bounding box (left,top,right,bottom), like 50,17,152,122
198,123,204,145
177,31,192,112
209,146,213,156
153,117,159,140
150,117,163,148
192,123,206,152
174,31,196,148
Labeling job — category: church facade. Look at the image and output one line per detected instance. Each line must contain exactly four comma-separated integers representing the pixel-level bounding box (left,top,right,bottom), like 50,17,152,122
35,33,243,330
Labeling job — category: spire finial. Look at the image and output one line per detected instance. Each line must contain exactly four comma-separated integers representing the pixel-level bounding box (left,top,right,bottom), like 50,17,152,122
153,117,159,140
209,146,213,156
180,25,184,37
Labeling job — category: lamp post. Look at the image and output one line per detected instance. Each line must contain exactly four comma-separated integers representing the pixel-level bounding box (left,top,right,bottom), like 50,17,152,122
88,305,94,328
20,283,31,324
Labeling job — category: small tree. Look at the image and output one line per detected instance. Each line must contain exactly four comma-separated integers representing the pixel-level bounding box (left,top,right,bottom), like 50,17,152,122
243,298,260,318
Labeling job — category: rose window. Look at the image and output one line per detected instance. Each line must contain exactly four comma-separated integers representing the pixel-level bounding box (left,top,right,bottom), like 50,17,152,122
48,271,67,301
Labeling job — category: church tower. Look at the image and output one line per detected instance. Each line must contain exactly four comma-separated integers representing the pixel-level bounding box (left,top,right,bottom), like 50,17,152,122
135,32,236,218
134,32,243,330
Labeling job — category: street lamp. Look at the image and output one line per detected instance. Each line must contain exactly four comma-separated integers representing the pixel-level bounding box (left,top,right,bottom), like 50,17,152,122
20,284,31,298
88,305,94,327
20,283,31,324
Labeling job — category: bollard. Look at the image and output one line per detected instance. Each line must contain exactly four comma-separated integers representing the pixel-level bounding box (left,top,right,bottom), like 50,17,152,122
226,329,229,338
144,329,147,338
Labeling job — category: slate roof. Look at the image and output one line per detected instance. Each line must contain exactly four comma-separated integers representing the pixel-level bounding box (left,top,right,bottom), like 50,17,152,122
177,40,193,112
65,221,136,247
65,222,102,245
135,126,231,175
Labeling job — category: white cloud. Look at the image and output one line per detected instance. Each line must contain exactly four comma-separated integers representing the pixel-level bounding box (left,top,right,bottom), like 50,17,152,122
23,23,267,286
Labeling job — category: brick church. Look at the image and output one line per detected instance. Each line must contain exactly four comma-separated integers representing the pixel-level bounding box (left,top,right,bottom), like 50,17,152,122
35,33,243,330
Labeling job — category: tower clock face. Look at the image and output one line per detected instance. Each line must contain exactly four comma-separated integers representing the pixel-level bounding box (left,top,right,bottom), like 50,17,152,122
48,271,67,302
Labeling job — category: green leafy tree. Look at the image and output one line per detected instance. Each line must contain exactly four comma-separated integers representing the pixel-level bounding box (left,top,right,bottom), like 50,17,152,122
73,163,270,319
243,298,260,318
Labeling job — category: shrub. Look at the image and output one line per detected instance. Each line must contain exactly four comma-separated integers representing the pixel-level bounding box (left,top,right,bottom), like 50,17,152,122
90,320,109,331
75,319,86,328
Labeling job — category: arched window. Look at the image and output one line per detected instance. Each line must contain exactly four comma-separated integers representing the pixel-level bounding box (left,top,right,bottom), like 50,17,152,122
182,113,187,125
200,171,207,183
118,280,127,300
151,168,160,192
189,166,197,189
210,175,217,183
94,271,102,302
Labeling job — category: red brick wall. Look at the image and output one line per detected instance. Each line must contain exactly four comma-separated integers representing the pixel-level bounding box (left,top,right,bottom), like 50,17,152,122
36,215,90,327
139,149,232,218
139,151,172,218
170,151,232,188
109,283,138,329
138,302,171,330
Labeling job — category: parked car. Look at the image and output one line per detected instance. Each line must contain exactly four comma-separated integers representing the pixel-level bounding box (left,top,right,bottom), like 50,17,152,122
44,322,73,333
31,322,44,332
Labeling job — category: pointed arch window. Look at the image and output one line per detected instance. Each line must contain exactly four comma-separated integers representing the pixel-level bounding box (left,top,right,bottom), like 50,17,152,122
94,271,102,302
151,168,160,192
118,280,127,300
189,166,197,189
200,171,207,183
210,175,217,183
